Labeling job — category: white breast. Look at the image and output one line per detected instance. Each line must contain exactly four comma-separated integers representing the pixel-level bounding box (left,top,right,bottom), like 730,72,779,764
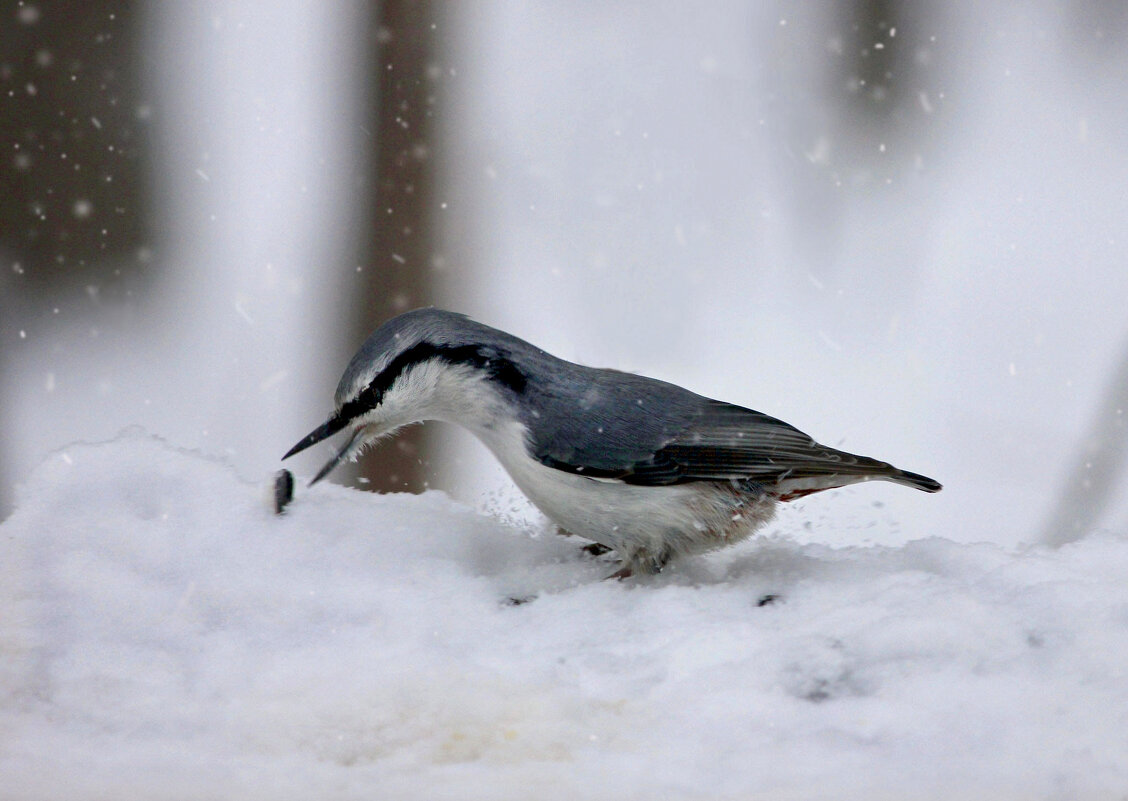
473,420,777,569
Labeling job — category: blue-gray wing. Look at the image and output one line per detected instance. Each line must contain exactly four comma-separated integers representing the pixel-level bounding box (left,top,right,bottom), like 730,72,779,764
625,400,931,487
529,385,940,494
523,369,703,479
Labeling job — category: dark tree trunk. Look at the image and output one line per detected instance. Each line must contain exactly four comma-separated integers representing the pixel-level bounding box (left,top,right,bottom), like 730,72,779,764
0,0,151,514
345,0,445,493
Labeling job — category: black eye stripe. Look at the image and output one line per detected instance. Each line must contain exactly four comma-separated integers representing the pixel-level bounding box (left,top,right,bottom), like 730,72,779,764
338,342,527,421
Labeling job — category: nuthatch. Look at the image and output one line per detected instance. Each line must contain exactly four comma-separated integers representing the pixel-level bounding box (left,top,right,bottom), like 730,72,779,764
284,308,941,578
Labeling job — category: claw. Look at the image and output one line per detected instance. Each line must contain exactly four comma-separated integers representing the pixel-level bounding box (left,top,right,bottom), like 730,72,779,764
604,564,633,581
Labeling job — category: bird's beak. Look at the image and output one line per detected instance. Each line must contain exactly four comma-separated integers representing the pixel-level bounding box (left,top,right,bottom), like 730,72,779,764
283,414,348,460
282,414,364,486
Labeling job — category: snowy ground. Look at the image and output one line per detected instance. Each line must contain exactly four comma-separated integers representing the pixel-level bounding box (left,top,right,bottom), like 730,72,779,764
3,433,1127,800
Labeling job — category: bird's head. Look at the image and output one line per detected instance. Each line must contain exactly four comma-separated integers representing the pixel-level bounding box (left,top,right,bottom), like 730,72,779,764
282,308,528,484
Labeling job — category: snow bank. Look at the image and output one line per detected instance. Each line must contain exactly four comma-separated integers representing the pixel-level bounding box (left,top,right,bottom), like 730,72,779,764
3,433,1127,800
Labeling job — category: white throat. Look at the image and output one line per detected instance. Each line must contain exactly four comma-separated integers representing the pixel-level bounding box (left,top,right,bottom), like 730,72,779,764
374,358,514,436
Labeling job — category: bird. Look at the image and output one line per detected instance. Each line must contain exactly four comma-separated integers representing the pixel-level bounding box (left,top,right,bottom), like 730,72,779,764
283,308,941,578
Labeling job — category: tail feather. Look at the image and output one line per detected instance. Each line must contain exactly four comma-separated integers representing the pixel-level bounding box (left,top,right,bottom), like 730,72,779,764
887,468,942,493
775,459,942,502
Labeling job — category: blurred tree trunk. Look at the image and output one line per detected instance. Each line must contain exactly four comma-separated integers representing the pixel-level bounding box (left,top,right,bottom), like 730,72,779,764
0,0,151,514
345,0,445,493
837,0,906,122
1042,344,1128,546
828,0,941,174
0,0,149,282
1041,0,1128,545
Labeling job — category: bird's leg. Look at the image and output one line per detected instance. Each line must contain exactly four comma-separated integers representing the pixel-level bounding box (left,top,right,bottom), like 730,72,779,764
604,548,669,581
556,527,613,558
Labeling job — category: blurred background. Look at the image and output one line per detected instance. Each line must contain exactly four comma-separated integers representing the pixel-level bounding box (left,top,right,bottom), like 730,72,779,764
3,0,1128,548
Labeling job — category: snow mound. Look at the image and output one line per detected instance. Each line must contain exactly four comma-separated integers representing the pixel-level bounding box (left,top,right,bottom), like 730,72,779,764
3,433,1127,800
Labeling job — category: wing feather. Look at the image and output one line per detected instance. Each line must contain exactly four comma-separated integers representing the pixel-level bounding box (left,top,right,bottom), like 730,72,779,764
537,397,940,494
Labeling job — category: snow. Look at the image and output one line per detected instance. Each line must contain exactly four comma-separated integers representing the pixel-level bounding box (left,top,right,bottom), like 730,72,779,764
4,432,1128,800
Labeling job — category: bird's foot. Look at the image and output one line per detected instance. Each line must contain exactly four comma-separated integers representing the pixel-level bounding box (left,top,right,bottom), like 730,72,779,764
604,550,669,581
603,564,634,581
